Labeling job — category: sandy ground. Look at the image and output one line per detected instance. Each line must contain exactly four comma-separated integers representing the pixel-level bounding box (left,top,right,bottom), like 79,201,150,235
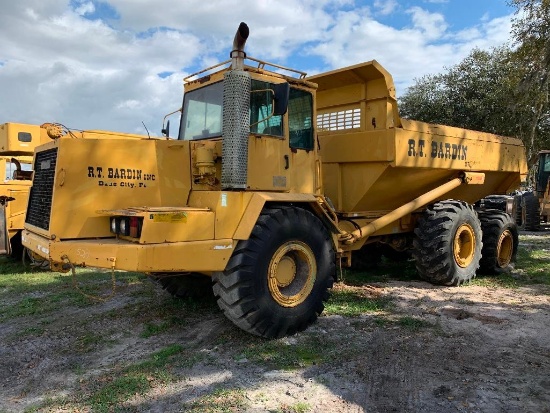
0,230,549,412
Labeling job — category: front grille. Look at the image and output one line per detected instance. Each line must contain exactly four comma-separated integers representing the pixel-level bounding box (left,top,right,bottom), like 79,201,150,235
26,148,58,230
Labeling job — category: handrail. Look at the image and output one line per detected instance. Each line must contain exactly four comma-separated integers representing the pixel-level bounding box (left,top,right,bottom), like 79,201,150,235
184,56,308,83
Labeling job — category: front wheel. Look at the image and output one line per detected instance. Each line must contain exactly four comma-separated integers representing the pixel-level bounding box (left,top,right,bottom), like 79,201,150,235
212,206,335,338
413,200,482,286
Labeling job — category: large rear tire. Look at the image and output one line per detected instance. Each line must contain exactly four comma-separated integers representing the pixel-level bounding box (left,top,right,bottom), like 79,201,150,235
477,210,518,274
212,206,335,338
413,200,482,286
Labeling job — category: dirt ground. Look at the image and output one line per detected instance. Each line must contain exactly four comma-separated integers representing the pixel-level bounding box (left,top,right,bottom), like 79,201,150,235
0,230,549,413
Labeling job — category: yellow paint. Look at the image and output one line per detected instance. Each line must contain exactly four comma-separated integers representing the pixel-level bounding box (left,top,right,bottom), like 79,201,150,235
151,213,187,223
22,229,234,273
312,61,527,216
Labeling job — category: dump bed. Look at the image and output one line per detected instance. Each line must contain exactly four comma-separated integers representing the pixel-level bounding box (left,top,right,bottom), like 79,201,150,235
308,61,528,214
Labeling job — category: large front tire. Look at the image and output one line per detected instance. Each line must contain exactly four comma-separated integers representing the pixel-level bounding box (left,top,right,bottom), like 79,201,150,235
212,206,335,338
478,210,519,274
413,200,482,286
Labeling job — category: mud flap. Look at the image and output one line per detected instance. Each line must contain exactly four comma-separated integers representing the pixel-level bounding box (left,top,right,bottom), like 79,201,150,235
0,203,11,255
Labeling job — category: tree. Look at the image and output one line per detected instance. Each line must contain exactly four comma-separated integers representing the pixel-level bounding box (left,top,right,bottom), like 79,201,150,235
509,0,550,164
400,48,529,135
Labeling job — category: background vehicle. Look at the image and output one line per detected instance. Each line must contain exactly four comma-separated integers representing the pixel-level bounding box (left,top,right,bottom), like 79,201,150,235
515,150,550,230
22,23,527,338
0,123,47,257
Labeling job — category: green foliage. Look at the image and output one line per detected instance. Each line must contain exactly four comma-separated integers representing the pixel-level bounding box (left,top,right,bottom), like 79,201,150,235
89,344,188,411
325,287,392,317
277,402,312,413
399,47,541,145
182,388,248,413
239,335,325,370
509,0,550,163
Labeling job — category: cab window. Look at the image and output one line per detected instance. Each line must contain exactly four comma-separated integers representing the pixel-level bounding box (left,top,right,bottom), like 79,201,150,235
250,80,283,136
288,88,313,150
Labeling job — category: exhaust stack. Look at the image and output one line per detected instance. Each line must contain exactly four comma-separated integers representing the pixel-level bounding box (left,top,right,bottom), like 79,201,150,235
231,22,249,70
221,22,251,189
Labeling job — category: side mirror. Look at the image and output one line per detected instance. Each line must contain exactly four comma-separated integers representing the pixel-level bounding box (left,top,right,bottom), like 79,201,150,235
272,83,289,116
161,120,170,137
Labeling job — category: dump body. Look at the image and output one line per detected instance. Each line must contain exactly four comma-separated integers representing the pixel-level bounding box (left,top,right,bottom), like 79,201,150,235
310,61,527,239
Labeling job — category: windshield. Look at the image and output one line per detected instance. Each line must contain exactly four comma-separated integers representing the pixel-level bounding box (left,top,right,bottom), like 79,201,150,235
178,78,290,141
179,81,224,140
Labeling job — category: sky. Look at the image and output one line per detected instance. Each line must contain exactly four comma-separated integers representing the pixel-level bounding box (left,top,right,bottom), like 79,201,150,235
0,0,517,137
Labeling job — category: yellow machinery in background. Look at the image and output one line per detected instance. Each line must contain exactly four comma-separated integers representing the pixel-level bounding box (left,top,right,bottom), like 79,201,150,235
22,23,527,338
0,123,49,257
515,150,550,229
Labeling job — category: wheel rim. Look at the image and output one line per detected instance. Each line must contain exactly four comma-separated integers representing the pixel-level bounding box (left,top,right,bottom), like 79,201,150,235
496,230,514,267
268,241,316,308
453,223,476,268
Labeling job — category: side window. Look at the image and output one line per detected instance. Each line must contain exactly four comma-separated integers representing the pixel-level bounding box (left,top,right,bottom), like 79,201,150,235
288,88,313,150
6,160,32,180
18,132,32,142
250,80,283,136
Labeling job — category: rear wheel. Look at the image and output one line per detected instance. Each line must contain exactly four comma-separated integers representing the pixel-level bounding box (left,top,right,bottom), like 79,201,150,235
478,210,518,274
413,200,482,285
212,206,335,338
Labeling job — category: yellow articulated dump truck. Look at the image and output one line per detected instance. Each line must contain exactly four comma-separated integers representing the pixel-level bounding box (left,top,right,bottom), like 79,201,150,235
22,23,527,338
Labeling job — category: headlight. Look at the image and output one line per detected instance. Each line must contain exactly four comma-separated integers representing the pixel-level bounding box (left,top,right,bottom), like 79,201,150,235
119,218,130,236
110,217,118,234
